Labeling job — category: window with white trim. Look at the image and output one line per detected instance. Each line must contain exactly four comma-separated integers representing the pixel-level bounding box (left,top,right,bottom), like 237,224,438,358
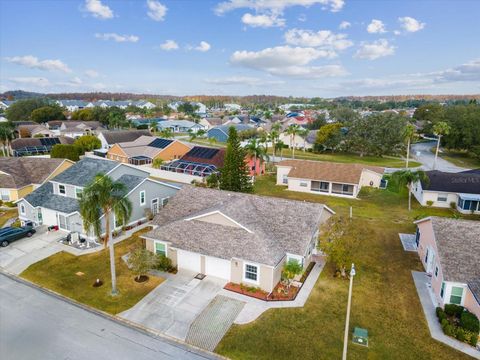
244,264,258,282
0,189,10,201
450,286,463,305
139,191,146,205
75,187,82,199
282,174,288,184
20,204,26,215
440,282,445,298
59,184,66,195
434,266,439,277
437,195,447,202
161,197,169,207
155,242,166,257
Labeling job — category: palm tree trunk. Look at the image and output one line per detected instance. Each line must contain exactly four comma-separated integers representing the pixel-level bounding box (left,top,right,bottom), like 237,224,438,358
408,183,412,211
291,135,295,159
252,154,257,182
406,138,410,169
105,212,118,295
433,136,441,170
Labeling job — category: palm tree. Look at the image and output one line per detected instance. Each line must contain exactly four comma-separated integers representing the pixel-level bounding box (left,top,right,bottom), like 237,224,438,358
403,123,416,169
79,174,132,295
0,123,14,157
286,124,301,159
149,121,158,135
275,140,285,160
259,131,269,158
298,128,310,152
391,170,429,211
269,122,281,159
432,121,451,170
244,138,268,182
158,128,174,139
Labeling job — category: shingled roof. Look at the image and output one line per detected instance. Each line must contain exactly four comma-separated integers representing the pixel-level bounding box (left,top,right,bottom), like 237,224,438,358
145,186,334,266
422,170,480,194
100,130,151,145
0,158,70,189
278,159,384,184
52,157,118,187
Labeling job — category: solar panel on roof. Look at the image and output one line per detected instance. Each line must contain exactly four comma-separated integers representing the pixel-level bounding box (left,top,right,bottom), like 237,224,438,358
187,146,219,159
40,138,60,146
149,138,173,149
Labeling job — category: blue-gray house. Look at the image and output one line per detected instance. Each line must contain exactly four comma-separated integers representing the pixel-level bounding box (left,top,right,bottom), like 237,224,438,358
207,124,253,143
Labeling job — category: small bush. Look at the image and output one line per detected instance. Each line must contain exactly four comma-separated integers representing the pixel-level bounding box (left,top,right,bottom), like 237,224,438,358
455,327,466,342
469,332,478,347
444,304,464,317
426,200,434,206
440,318,449,328
442,323,455,337
4,201,16,208
155,254,173,272
460,311,480,333
450,201,457,210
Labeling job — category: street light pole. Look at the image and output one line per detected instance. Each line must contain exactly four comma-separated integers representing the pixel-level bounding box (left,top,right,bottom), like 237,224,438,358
342,263,356,360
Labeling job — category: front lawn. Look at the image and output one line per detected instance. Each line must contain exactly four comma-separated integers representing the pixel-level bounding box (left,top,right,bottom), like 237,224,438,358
0,209,18,227
269,148,421,168
20,228,163,314
216,176,478,360
438,149,480,168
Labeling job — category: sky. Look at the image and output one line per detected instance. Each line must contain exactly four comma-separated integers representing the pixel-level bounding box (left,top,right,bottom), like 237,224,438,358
0,0,479,97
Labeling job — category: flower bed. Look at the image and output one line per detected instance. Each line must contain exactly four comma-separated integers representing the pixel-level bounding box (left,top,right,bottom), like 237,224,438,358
224,283,270,300
436,304,479,347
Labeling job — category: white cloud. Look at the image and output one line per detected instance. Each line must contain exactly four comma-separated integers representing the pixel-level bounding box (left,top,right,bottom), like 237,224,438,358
84,69,99,78
241,13,285,28
284,28,353,51
230,45,345,78
9,77,51,87
84,0,113,19
398,16,425,32
215,0,345,15
354,39,395,60
339,21,351,29
195,41,211,52
5,55,71,73
160,40,179,51
204,76,284,86
367,19,386,33
70,77,83,85
147,0,167,21
95,33,139,42
298,14,307,22
434,59,480,82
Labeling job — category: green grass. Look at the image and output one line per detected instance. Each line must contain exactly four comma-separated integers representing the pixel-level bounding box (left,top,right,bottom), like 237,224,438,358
20,228,163,315
216,176,479,360
438,149,480,168
189,138,225,148
0,209,18,227
270,148,421,168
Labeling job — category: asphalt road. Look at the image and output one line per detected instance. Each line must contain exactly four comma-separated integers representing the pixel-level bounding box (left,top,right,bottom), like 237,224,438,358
0,273,219,360
411,141,468,172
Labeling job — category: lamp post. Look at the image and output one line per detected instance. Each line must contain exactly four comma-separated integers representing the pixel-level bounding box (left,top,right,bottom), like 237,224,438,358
342,263,356,360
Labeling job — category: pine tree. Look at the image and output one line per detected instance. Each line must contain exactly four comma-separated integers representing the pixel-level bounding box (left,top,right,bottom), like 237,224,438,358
219,126,253,193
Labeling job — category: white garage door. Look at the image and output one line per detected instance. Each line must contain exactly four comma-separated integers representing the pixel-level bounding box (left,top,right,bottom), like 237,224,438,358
205,256,231,280
177,250,201,273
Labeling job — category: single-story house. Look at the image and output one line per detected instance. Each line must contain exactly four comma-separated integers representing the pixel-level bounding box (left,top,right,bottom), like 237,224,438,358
0,100,15,110
16,124,55,138
160,146,226,177
0,158,73,201
11,136,74,157
17,157,181,238
106,136,191,165
143,186,334,292
276,160,385,198
278,130,316,150
55,100,87,112
156,120,206,133
207,124,254,143
412,170,480,214
54,121,105,139
97,129,152,150
414,216,480,318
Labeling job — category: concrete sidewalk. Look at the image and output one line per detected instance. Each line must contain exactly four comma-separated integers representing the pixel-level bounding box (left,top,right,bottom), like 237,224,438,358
412,271,480,359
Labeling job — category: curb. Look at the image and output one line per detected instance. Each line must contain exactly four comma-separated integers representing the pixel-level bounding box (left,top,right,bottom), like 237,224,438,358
0,269,228,360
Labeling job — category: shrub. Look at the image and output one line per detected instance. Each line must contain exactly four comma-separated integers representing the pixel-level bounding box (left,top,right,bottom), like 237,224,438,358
152,158,164,169
469,332,478,347
426,200,434,206
444,304,464,317
442,323,455,337
51,144,84,161
450,201,457,210
127,248,157,280
4,201,16,208
155,254,173,272
436,307,444,318
441,318,449,328
455,327,466,342
460,311,480,334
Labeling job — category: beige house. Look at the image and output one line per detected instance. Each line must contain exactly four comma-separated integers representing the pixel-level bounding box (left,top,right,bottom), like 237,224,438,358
276,159,385,198
414,217,480,319
143,186,334,293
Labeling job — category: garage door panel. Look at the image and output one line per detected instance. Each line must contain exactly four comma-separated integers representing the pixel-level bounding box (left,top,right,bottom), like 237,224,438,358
205,256,231,280
177,250,201,273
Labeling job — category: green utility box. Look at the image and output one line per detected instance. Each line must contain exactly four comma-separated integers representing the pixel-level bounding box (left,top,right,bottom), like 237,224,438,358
352,327,369,347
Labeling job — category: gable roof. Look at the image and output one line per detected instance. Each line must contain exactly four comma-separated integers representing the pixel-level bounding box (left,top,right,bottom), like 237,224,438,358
415,217,480,294
180,146,225,168
208,124,253,136
24,182,79,214
422,170,480,194
99,130,152,145
52,157,118,187
0,158,70,189
278,159,385,184
112,136,177,159
145,186,333,266
11,136,74,150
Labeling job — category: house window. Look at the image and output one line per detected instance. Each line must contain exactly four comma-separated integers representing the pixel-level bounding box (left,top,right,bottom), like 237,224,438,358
434,266,439,277
140,191,146,205
437,195,447,202
75,187,82,199
154,242,166,257
300,182,308,187
59,184,66,195
450,286,463,305
440,282,445,298
311,181,329,192
424,248,429,264
244,263,258,282
0,189,10,201
20,204,26,215
282,175,288,184
161,197,169,207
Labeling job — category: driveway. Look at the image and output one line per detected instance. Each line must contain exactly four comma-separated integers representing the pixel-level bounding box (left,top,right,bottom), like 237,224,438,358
0,228,67,274
119,270,228,341
411,141,469,172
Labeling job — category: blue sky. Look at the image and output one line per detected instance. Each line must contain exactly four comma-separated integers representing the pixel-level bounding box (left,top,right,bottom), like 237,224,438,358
1,0,479,97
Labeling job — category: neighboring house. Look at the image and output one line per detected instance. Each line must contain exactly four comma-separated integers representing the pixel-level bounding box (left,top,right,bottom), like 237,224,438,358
160,146,226,177
134,100,156,110
279,130,315,150
56,100,87,112
143,186,334,292
414,216,480,318
0,158,73,201
17,157,181,238
106,136,191,165
97,129,152,150
277,160,385,198
224,103,241,111
11,136,74,157
156,120,205,133
16,124,55,138
207,124,253,143
412,170,480,214
0,100,15,110
56,121,104,138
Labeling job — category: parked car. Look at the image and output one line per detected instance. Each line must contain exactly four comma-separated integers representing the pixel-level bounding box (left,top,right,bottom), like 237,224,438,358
0,226,36,247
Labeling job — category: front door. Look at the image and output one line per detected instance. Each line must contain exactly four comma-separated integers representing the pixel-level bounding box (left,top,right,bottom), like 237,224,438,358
151,198,159,215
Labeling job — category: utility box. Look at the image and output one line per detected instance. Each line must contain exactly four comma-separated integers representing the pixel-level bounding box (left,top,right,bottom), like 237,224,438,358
352,327,369,347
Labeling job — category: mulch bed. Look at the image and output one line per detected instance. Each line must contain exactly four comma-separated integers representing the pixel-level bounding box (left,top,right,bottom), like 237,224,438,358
134,275,149,283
